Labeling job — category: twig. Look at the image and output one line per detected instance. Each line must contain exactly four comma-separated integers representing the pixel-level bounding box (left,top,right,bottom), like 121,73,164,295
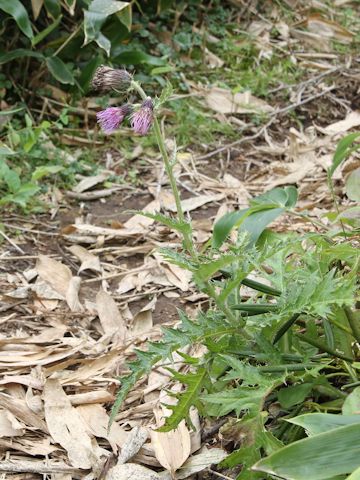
66,186,133,201
271,86,336,116
196,117,275,160
0,460,85,478
0,229,25,254
2,223,59,237
267,67,341,94
208,468,235,480
196,85,335,161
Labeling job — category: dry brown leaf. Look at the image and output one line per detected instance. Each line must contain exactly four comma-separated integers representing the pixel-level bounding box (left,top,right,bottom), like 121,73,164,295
205,87,273,115
31,0,43,19
321,111,360,135
132,298,156,335
166,193,225,213
204,47,224,68
0,408,25,437
161,446,228,480
66,276,83,312
304,14,354,43
106,463,160,480
72,171,112,193
96,289,127,341
150,389,191,475
68,245,102,273
43,378,97,469
124,199,161,233
0,393,48,432
36,255,72,299
77,404,128,453
150,418,191,475
117,426,149,464
266,152,316,188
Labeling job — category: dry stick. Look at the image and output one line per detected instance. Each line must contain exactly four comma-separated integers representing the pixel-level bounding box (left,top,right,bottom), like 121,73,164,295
196,117,276,161
2,223,59,237
0,229,25,254
0,461,84,477
271,86,336,116
267,66,341,94
196,85,336,161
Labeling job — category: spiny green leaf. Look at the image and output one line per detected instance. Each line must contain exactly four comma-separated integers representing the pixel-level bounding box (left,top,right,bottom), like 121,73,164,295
158,368,207,432
157,81,173,107
137,211,192,235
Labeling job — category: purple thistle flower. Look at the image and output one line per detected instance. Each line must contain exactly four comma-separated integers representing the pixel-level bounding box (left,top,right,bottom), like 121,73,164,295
131,97,154,135
96,105,132,134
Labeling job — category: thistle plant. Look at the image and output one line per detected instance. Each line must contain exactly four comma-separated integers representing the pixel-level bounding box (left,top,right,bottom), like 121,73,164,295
92,68,359,478
93,65,239,325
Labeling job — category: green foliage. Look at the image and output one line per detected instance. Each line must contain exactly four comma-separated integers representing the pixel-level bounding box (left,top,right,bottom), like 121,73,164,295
212,186,298,248
0,115,94,210
113,160,359,478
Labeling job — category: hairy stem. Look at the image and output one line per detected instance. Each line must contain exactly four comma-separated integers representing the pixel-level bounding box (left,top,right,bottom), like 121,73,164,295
130,79,246,327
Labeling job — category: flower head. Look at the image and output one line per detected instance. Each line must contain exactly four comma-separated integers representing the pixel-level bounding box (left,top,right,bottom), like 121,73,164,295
96,105,132,134
92,66,132,93
131,97,154,135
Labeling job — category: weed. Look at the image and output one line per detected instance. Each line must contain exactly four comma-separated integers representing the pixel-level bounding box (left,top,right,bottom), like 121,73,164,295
92,65,359,478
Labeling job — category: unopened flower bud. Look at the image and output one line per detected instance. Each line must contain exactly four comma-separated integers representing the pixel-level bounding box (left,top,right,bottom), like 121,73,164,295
130,97,154,136
92,66,132,93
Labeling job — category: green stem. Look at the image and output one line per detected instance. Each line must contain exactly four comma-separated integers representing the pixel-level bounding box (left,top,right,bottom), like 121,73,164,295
344,307,360,344
131,80,196,258
130,80,247,328
295,332,354,362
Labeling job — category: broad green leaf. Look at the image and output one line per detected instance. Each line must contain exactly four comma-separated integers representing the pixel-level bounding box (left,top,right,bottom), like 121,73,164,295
212,204,282,248
151,65,175,75
342,386,360,415
31,165,64,181
0,49,44,65
329,132,360,178
347,466,360,480
212,186,297,248
32,15,63,46
239,207,285,245
0,160,20,192
0,183,40,208
44,0,61,19
83,0,131,56
345,167,360,202
0,0,34,38
46,57,75,85
112,49,165,66
251,186,298,208
288,413,360,436
116,1,131,30
253,423,360,480
278,383,313,409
